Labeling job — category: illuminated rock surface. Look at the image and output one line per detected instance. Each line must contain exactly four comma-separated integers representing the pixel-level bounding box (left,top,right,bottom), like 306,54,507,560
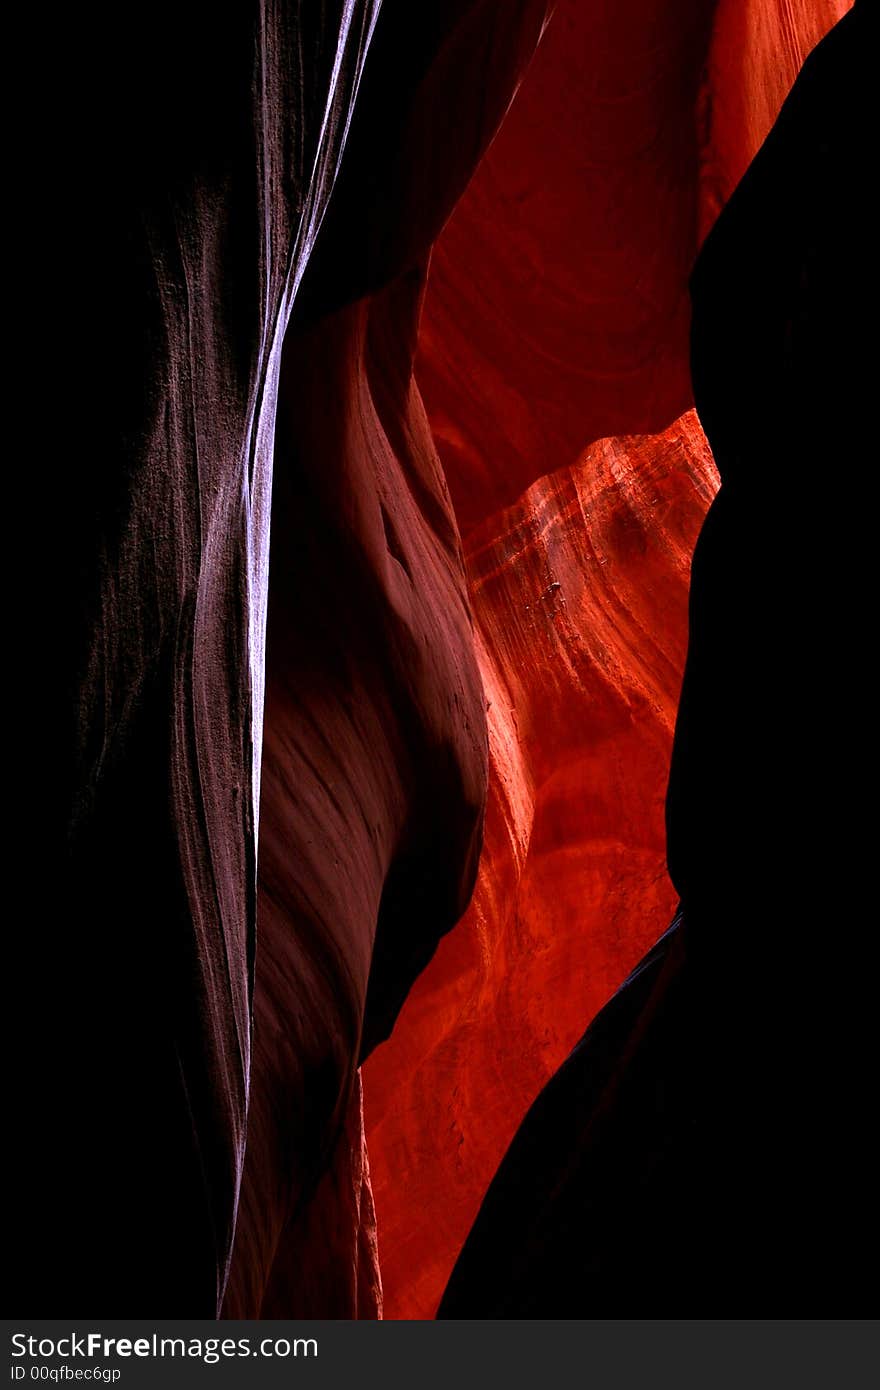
14,0,384,1315
223,0,552,1316
364,0,853,1319
15,0,860,1319
438,0,872,1315
366,414,718,1317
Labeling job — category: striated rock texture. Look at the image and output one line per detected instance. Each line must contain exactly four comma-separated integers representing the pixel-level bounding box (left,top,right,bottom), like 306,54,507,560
220,273,490,1319
364,0,854,1318
17,0,552,1317
417,0,716,536
14,0,383,1316
439,0,874,1315
365,414,718,1317
15,0,861,1321
696,0,852,238
222,0,554,1317
18,0,559,1320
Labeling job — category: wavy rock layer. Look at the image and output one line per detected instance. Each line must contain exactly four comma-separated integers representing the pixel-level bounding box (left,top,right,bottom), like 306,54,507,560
15,0,382,1316
221,275,490,1318
365,414,717,1317
18,0,854,1321
364,0,850,1320
697,0,851,239
223,0,553,1317
418,0,714,537
20,0,551,1318
439,1,873,1314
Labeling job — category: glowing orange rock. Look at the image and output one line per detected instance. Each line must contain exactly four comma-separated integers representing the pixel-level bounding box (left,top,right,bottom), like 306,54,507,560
697,0,851,240
365,414,718,1317
363,0,851,1322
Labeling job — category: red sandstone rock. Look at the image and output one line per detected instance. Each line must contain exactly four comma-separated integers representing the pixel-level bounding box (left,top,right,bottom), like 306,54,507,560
363,0,851,1321
365,414,718,1318
18,0,855,1321
223,1,553,1317
222,277,489,1317
439,1,875,1314
239,1074,383,1319
21,0,550,1318
697,0,851,240
418,0,715,536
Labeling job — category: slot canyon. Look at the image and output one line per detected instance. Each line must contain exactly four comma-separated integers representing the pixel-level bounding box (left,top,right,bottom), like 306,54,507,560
14,0,873,1318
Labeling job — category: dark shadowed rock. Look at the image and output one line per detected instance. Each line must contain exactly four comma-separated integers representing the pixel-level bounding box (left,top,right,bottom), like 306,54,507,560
439,1,874,1316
